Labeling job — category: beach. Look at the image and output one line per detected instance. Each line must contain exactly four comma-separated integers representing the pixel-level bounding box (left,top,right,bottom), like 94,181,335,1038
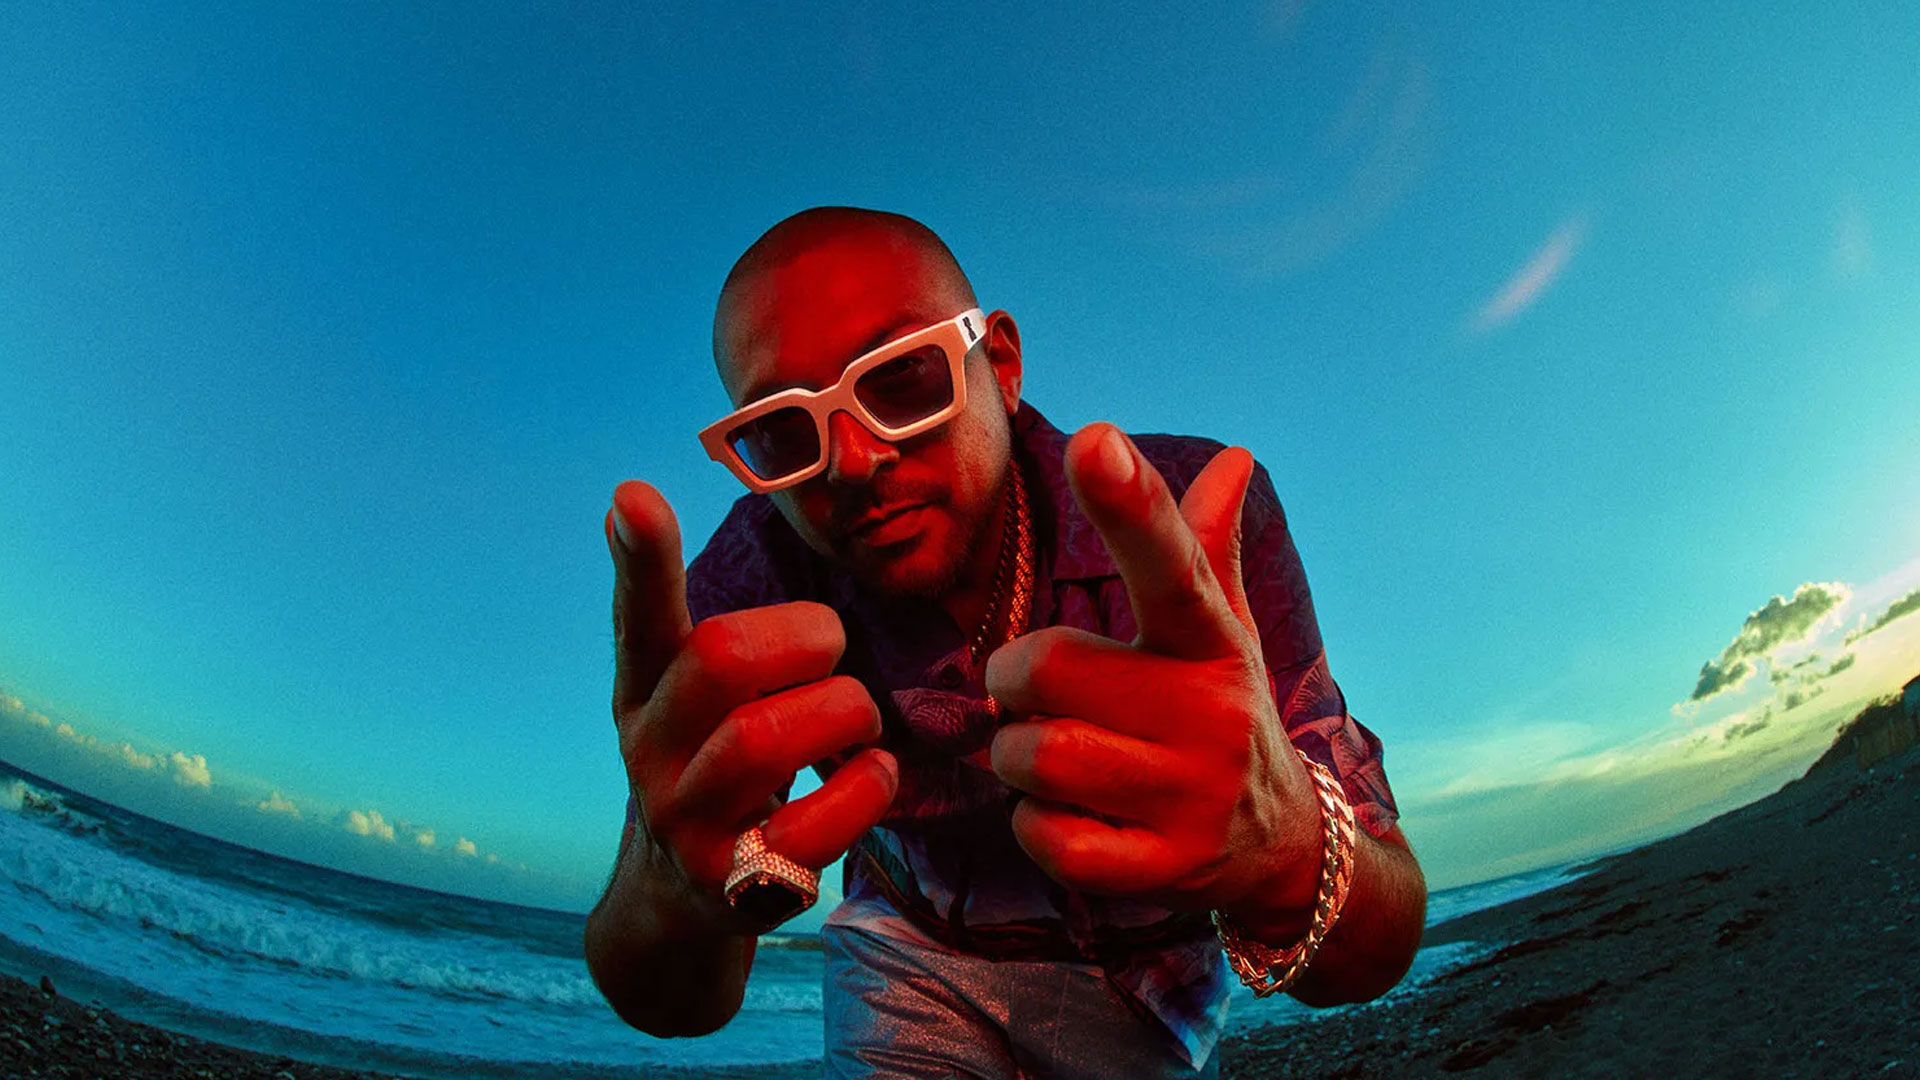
6,729,1916,1079
0,969,814,1080
1220,725,1920,1077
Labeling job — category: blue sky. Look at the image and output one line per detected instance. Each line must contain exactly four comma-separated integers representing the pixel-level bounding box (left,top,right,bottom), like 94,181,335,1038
3,2,1918,910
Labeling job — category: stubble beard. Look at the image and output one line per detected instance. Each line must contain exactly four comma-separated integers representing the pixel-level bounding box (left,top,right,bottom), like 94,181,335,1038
859,467,1008,604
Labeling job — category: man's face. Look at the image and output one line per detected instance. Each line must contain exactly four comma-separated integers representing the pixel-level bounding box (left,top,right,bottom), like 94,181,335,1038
715,238,1019,599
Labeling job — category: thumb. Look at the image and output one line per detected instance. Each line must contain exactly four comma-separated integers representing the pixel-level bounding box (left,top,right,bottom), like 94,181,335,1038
608,480,692,710
1177,447,1258,642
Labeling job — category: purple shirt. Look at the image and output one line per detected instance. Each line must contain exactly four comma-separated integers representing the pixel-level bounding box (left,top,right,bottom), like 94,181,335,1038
681,402,1399,1067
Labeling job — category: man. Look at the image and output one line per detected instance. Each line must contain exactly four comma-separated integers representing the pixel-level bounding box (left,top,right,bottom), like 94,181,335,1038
585,207,1426,1078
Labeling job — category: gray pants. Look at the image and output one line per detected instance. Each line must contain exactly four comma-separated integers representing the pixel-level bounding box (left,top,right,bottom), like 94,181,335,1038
821,921,1219,1080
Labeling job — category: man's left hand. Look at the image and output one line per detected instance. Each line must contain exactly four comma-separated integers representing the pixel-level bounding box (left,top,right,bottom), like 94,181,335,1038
985,422,1324,921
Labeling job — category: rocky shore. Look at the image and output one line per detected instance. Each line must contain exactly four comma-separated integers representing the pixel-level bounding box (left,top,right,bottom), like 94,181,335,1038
6,711,1916,1079
1219,722,1920,1078
0,971,393,1080
0,971,809,1080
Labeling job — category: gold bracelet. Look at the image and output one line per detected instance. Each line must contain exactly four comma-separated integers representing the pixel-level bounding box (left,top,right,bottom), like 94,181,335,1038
1212,751,1358,997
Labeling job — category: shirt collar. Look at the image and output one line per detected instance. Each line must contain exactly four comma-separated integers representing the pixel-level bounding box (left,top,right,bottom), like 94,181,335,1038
1012,401,1117,582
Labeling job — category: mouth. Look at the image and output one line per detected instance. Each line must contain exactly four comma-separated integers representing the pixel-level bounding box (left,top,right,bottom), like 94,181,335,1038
846,501,930,544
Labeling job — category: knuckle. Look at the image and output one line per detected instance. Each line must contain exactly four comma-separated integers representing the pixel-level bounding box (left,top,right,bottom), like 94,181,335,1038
617,709,669,781
787,601,847,655
641,784,684,837
819,676,881,735
610,602,629,650
715,708,773,769
1025,727,1071,792
682,616,740,669
1017,628,1072,688
697,603,847,679
1166,550,1216,612
832,672,878,707
614,708,646,767
817,672,865,706
1054,831,1101,885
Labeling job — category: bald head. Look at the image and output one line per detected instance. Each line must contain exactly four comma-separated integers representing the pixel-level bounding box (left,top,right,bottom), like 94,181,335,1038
698,206,1024,602
712,207,978,400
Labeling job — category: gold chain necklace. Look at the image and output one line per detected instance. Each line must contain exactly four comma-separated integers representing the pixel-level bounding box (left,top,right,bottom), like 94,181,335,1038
969,460,1034,720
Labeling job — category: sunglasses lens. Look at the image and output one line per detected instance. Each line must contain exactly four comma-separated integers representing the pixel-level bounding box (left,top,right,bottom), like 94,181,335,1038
726,406,819,481
854,345,955,428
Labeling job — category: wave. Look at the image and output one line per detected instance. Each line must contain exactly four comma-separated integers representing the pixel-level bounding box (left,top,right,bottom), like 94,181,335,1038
0,770,828,1070
4,777,109,837
0,805,606,1011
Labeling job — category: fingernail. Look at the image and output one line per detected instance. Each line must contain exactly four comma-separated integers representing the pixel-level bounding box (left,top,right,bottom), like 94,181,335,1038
610,500,637,551
1094,425,1136,487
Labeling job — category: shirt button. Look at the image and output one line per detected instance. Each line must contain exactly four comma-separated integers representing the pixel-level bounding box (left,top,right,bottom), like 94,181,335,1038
935,665,965,689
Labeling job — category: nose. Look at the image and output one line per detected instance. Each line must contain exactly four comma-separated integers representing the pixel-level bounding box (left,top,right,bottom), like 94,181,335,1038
824,410,899,485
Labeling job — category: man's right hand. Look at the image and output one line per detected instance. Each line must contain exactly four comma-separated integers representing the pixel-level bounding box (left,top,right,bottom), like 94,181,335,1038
606,480,899,932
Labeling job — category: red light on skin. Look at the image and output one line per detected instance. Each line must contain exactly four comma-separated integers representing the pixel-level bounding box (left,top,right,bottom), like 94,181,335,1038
850,503,930,548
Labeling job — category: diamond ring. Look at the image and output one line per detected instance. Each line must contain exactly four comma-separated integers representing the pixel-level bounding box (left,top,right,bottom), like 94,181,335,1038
723,826,820,929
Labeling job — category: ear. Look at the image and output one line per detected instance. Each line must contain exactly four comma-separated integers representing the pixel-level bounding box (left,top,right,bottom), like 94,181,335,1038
982,309,1023,416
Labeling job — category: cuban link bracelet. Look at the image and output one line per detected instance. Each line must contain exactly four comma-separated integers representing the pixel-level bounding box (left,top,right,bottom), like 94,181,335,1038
1211,751,1359,997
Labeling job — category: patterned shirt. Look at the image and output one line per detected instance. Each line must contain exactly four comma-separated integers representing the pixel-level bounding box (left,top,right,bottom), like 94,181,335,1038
678,402,1400,1068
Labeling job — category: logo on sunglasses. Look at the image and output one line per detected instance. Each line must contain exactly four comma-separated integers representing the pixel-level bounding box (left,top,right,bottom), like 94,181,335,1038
962,315,976,342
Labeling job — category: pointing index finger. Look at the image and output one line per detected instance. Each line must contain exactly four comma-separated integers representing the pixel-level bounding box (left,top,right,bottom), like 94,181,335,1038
1063,423,1243,661
609,480,692,710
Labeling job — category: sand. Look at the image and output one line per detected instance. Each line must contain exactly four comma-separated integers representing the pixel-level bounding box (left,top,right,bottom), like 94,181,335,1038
1218,734,1920,1078
0,967,816,1080
5,726,1916,1079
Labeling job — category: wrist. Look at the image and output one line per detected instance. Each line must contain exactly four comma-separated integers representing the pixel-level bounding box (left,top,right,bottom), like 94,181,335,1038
1213,751,1359,997
1214,757,1333,937
1218,887,1315,945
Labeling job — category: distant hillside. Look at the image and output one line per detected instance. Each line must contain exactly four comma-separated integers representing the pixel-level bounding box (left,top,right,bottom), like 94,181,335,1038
1802,686,1917,774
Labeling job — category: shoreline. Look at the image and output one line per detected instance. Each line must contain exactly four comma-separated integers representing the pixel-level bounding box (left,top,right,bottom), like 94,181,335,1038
0,968,817,1080
7,741,1916,1078
1218,737,1920,1077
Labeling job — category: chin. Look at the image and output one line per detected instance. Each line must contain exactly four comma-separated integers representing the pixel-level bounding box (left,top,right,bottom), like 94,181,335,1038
846,525,967,600
855,542,964,600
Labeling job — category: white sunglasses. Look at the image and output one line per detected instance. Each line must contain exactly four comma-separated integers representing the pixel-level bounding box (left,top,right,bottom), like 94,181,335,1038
699,308,987,493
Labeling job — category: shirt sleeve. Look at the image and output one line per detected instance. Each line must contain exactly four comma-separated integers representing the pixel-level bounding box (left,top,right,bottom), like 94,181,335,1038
1239,461,1401,838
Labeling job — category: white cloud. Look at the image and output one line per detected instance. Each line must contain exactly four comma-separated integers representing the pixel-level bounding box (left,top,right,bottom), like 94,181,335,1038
1426,570,1912,821
1686,582,1852,705
118,743,157,770
0,687,506,871
168,751,212,789
16,701,198,780
1469,215,1587,333
3,690,52,728
1846,585,1920,647
342,808,397,842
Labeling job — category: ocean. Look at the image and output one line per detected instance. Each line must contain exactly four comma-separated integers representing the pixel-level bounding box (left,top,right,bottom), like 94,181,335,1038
0,758,1585,1077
